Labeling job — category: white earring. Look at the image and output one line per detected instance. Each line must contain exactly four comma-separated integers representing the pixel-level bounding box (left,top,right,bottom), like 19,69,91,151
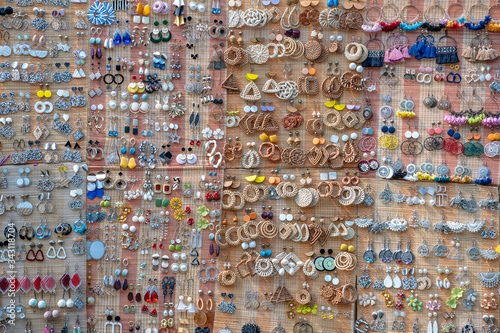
187,151,197,164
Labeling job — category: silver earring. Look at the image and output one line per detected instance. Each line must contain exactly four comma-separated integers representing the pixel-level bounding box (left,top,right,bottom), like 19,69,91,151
466,239,480,260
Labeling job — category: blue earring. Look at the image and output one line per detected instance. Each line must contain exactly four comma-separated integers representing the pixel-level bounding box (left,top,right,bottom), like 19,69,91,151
113,23,122,45
123,25,131,44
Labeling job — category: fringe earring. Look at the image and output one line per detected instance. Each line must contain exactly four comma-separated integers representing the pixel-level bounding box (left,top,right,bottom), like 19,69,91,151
476,35,500,61
422,35,436,58
362,34,384,67
436,34,459,64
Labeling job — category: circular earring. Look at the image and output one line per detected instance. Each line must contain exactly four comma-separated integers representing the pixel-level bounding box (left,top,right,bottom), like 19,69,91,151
176,148,187,164
187,148,198,164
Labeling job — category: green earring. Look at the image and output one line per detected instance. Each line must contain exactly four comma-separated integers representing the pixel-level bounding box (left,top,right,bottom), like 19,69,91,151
150,31,162,44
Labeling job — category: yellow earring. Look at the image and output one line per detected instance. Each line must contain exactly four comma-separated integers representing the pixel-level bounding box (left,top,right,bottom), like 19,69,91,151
245,73,258,81
120,156,128,168
254,176,265,183
44,90,52,98
136,2,143,14
245,175,257,182
128,157,137,169
128,82,138,93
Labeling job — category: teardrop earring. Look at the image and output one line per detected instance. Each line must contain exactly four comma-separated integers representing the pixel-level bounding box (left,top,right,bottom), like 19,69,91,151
123,27,131,44
113,25,122,45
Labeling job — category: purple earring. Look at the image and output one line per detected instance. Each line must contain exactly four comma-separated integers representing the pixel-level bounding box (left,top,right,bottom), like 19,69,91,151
260,100,268,111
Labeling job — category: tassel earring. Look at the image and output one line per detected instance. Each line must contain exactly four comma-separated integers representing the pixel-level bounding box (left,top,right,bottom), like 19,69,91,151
408,35,421,56
389,46,403,62
176,295,188,312
186,296,197,313
416,36,427,55
401,42,410,59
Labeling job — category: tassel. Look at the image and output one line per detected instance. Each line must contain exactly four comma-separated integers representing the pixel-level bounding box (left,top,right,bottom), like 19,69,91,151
483,48,492,61
442,52,450,64
436,53,442,64
461,45,472,59
186,297,197,313
470,48,478,62
175,296,188,312
389,48,403,62
449,51,459,63
424,47,431,58
422,44,432,58
417,39,427,53
428,45,436,58
384,49,391,63
487,48,500,61
408,41,419,56
362,57,372,67
476,47,486,61
401,46,410,58
438,52,446,64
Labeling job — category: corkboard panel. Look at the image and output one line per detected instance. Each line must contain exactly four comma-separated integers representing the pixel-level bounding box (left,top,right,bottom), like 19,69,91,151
82,0,228,330
214,166,359,333
0,1,90,164
213,174,499,333
223,0,500,184
84,165,223,333
0,162,86,332
356,180,500,330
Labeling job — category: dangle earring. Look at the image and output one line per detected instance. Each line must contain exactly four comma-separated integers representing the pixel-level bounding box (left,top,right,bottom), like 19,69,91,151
113,23,122,45
176,148,187,165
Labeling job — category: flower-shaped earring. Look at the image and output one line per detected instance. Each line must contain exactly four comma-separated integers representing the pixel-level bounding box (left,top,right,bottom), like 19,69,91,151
213,128,225,140
463,288,477,310
406,294,422,310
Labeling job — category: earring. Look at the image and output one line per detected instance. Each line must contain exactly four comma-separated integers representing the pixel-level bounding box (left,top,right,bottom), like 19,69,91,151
186,148,197,164
176,147,187,164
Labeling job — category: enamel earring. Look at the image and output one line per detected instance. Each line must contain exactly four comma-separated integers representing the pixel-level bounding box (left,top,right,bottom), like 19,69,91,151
176,148,187,164
186,148,197,164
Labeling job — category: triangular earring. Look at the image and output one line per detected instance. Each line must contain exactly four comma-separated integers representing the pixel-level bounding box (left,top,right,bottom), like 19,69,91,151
56,245,67,259
240,81,261,101
263,114,279,131
222,71,239,92
277,284,293,302
72,68,81,78
262,77,279,93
